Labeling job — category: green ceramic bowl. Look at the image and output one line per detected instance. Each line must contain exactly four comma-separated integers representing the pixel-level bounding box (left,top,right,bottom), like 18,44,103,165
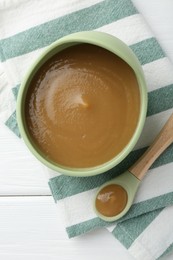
17,31,147,177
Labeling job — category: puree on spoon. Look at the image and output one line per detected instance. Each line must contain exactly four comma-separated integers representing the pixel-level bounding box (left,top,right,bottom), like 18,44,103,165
25,43,140,168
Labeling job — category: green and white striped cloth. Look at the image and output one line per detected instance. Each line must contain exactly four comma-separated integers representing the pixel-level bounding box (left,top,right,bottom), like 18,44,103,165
1,0,173,259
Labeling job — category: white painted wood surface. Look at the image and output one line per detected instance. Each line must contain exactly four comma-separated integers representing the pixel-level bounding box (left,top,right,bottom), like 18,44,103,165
0,0,173,259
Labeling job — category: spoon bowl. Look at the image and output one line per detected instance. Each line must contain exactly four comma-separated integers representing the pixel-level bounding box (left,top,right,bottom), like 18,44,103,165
94,171,140,222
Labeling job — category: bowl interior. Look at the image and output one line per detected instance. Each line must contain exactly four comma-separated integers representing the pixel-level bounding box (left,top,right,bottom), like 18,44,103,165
17,32,147,177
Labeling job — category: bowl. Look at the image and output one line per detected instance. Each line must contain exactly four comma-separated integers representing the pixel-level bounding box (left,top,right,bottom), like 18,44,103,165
16,31,147,177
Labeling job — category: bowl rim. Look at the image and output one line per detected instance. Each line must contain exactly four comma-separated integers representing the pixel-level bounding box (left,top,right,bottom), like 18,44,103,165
16,31,148,177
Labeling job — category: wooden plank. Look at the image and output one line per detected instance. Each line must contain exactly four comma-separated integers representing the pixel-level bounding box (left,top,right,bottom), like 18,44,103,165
0,196,134,260
0,123,50,195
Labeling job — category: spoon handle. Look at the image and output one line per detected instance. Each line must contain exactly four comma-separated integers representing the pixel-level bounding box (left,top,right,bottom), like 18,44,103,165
129,113,173,180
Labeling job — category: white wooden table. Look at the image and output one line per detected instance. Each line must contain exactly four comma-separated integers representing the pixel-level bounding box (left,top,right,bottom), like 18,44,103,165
0,1,173,259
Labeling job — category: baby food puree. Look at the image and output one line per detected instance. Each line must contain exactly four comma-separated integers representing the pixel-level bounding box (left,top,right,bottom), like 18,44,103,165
25,43,140,168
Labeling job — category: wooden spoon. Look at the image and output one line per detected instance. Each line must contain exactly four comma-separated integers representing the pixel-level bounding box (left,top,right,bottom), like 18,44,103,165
94,113,173,222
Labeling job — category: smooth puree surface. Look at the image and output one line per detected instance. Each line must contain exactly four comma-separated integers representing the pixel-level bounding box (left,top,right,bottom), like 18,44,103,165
25,44,140,168
95,184,128,217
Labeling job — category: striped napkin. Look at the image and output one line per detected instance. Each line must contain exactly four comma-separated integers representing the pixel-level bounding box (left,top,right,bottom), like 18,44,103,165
1,0,173,259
